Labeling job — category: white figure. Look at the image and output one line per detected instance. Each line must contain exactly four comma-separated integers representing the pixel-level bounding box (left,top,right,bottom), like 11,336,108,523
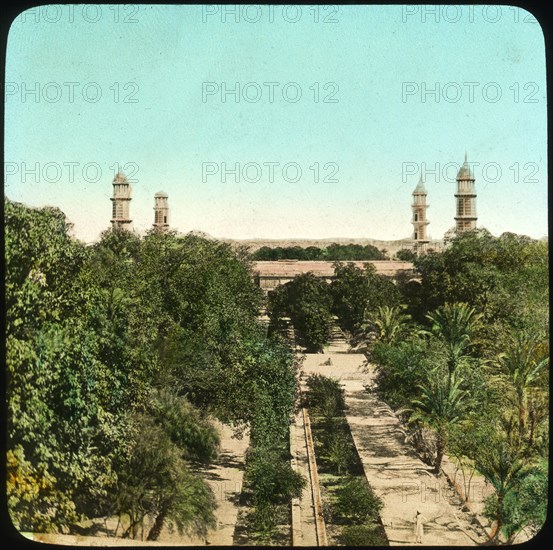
414,510,428,544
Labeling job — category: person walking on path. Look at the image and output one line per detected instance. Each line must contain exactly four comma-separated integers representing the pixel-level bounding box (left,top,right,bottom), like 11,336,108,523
414,510,428,544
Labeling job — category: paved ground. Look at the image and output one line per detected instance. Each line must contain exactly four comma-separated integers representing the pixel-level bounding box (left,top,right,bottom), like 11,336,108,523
163,420,249,545
301,342,489,546
21,533,184,546
290,411,318,546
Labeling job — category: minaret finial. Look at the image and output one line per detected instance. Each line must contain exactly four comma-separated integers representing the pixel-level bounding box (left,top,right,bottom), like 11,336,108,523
414,174,426,194
464,151,467,163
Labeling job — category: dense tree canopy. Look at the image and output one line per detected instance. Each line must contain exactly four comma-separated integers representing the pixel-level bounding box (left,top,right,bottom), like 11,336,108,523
403,229,548,330
252,243,387,261
268,272,333,352
6,198,300,537
267,262,402,350
330,262,401,334
5,199,548,545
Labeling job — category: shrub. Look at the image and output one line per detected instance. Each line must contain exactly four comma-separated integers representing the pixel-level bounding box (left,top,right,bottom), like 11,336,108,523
244,447,305,505
325,431,355,475
305,374,345,417
337,525,387,546
333,477,383,524
372,339,429,409
249,502,278,538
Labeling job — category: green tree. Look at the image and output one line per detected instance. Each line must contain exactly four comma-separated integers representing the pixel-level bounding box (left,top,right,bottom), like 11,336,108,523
492,331,548,444
6,201,126,530
330,262,400,334
268,273,333,352
477,442,534,543
426,302,483,375
409,230,547,331
150,388,220,464
368,305,412,345
241,345,305,542
252,243,387,261
410,369,467,473
447,417,497,503
6,198,302,539
498,460,547,543
330,262,373,334
116,414,216,540
396,248,417,262
266,284,290,338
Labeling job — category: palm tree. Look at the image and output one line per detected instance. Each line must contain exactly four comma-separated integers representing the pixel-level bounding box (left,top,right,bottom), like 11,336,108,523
493,332,548,443
410,369,467,473
365,305,412,345
475,442,533,543
426,302,483,375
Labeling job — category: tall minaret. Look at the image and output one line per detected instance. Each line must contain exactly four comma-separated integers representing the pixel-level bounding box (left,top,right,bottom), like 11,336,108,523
153,191,169,230
455,153,477,233
110,172,132,228
412,175,429,253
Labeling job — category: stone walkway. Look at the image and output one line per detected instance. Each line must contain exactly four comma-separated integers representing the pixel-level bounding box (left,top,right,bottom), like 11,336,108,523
290,411,319,546
302,343,489,546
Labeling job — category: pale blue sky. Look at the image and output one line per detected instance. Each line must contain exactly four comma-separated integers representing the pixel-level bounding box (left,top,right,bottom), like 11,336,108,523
5,5,547,242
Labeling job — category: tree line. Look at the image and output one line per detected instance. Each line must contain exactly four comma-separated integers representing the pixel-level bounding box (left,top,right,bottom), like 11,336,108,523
252,243,388,261
6,198,301,539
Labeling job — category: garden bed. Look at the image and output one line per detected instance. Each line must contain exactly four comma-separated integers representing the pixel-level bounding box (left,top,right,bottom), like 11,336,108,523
304,374,389,546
